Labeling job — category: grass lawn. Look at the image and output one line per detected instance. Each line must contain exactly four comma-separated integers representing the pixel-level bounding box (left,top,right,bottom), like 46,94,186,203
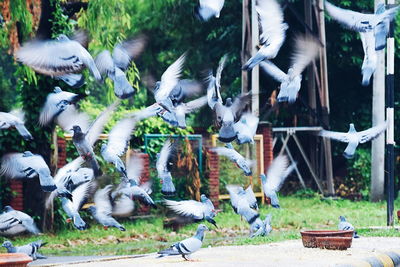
1,196,399,257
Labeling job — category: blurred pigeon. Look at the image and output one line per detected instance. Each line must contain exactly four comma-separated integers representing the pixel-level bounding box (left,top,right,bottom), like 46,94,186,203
164,195,218,227
95,35,147,99
195,0,225,21
111,194,135,218
260,155,295,208
360,31,378,86
156,139,176,196
226,185,258,213
2,240,46,260
259,35,320,103
158,224,208,261
251,214,272,238
88,185,126,231
319,122,387,159
338,216,359,238
0,152,72,199
39,87,85,126
242,0,288,70
0,206,40,236
0,109,33,140
325,1,399,50
16,31,102,83
211,145,253,176
55,104,90,133
234,112,259,145
169,79,204,107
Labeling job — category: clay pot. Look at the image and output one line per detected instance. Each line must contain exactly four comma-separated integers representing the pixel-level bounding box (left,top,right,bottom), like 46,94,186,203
315,236,353,250
300,230,354,248
0,253,32,267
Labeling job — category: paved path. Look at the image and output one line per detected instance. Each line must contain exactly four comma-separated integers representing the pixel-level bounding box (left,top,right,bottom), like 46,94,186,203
30,237,400,267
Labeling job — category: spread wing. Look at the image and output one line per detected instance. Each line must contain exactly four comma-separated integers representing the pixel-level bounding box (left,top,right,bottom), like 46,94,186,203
359,121,387,143
164,199,205,220
95,50,114,75
0,153,26,179
265,155,290,191
156,139,172,176
94,185,113,216
230,93,251,121
112,35,147,71
55,105,90,133
290,35,320,78
126,153,144,184
319,129,350,143
182,95,208,113
259,60,288,82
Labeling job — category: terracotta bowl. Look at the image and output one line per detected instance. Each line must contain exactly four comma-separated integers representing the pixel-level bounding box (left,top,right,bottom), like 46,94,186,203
0,253,32,267
300,230,354,248
315,236,353,250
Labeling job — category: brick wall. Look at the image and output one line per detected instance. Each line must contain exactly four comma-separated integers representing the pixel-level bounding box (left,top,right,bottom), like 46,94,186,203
9,180,23,210
207,149,220,208
57,137,67,168
258,123,274,172
137,152,150,214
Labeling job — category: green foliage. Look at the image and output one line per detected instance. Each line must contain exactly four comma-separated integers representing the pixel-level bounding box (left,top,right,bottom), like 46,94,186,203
345,148,372,199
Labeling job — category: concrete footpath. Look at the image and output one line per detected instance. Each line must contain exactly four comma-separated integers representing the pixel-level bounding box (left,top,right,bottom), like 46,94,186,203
30,237,400,267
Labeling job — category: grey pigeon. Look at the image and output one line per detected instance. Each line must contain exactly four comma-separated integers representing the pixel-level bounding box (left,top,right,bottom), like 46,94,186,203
325,1,399,51
360,31,378,86
259,35,320,103
16,32,101,83
195,0,225,21
242,0,288,70
110,194,135,218
156,139,176,196
319,122,387,159
234,112,259,145
338,216,359,238
164,195,218,227
95,35,147,99
0,109,33,140
2,240,46,260
251,214,272,238
0,152,72,199
169,79,204,107
211,144,253,176
226,185,258,213
0,206,40,236
158,224,208,261
54,104,90,133
260,155,295,208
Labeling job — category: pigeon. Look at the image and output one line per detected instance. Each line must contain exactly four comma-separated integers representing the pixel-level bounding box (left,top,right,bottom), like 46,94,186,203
211,144,253,176
0,206,40,236
2,240,46,260
110,194,135,218
360,31,378,86
250,213,272,238
242,0,288,70
0,152,72,199
16,31,102,83
259,35,320,103
0,109,33,140
226,185,258,213
260,155,295,208
39,87,85,126
87,185,126,231
55,104,90,133
156,139,176,196
169,79,204,107
164,195,218,227
195,0,225,21
158,224,208,261
319,122,387,159
325,1,399,51
95,35,147,99
71,100,120,177
234,112,259,145
338,216,359,238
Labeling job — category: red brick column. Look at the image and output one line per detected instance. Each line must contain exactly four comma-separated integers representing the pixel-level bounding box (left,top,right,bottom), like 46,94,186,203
9,180,23,210
207,150,219,208
57,137,67,169
137,153,151,214
258,123,273,172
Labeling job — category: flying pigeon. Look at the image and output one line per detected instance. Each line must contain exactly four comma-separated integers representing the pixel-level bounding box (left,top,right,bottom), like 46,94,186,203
325,1,399,51
242,0,288,70
2,240,46,260
319,122,387,159
110,194,135,218
195,0,225,21
169,79,204,107
211,144,253,176
16,31,102,84
338,216,359,238
226,185,258,213
0,152,72,199
54,104,90,133
156,139,176,196
360,31,378,86
234,112,259,145
0,206,40,236
259,35,320,103
95,35,147,99
250,213,272,238
260,155,295,208
158,224,208,261
0,109,33,140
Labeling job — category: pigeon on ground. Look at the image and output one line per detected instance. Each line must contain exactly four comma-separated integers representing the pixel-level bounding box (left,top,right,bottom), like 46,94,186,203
260,155,295,208
95,35,147,99
2,240,46,260
360,31,378,86
226,185,258,213
39,87,85,126
164,195,218,227
87,185,126,231
211,144,253,176
0,109,33,140
0,206,40,236
71,100,120,177
158,224,208,261
156,139,176,196
242,0,288,70
338,216,359,238
234,112,259,145
325,1,399,51
0,152,72,199
195,0,225,21
259,35,320,103
319,122,387,159
16,31,101,84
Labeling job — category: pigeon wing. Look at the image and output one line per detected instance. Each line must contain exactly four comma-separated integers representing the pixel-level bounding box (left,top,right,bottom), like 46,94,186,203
319,129,350,143
182,95,208,113
230,93,251,121
0,153,27,179
112,35,147,71
94,185,113,216
265,155,289,192
259,60,288,82
359,121,387,143
156,139,172,176
290,35,320,78
126,153,144,184
95,50,115,76
164,199,205,220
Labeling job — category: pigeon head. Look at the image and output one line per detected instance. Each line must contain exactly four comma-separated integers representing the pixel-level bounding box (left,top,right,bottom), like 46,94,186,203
87,206,96,214
57,34,69,41
54,87,63,93
339,216,347,222
1,241,13,249
349,124,356,132
197,224,209,232
3,206,13,212
23,151,34,157
225,98,233,107
72,125,82,133
200,194,208,202
260,174,267,184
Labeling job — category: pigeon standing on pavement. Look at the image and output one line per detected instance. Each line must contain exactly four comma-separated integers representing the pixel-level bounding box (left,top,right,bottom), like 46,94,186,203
0,206,40,236
158,224,208,261
338,216,359,238
195,0,225,21
211,144,253,176
2,240,47,260
156,139,176,196
319,122,387,159
234,112,259,145
0,110,33,140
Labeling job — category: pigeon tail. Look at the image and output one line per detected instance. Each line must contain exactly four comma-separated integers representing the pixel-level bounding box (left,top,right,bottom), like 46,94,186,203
72,214,87,230
374,23,388,51
362,67,374,86
14,124,33,141
161,175,176,196
90,158,102,178
343,142,357,159
205,216,218,228
113,70,135,99
58,74,85,88
218,124,237,143
114,157,127,178
242,54,263,71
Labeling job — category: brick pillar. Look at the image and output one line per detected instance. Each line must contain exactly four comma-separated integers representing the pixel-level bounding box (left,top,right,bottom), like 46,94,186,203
57,137,67,169
207,149,219,208
137,153,150,214
9,180,23,211
258,123,273,172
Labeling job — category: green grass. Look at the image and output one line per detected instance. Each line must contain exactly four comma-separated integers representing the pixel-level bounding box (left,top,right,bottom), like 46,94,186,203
1,196,399,256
